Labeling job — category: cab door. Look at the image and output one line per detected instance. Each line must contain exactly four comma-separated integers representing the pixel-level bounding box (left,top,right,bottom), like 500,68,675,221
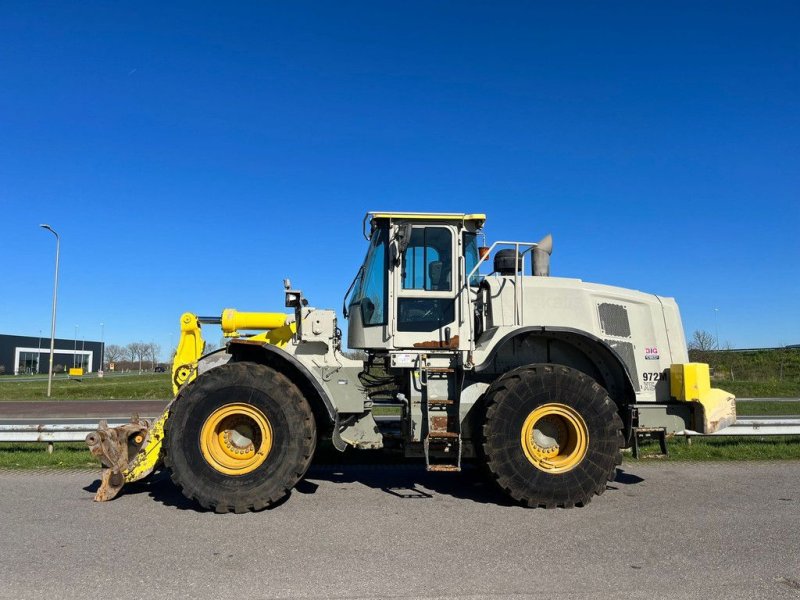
393,225,458,348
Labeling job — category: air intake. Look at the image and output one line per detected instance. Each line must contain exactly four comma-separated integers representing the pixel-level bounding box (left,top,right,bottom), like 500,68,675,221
494,249,521,275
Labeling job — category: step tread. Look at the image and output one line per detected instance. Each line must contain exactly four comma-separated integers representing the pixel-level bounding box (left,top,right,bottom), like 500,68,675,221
427,431,460,439
427,464,461,472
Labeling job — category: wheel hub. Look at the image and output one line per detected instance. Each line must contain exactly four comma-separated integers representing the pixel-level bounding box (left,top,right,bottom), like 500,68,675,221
521,403,589,473
531,415,568,455
200,403,273,475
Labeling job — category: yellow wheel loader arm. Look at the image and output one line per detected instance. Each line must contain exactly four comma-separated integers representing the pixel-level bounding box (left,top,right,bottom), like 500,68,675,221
172,309,292,396
87,308,291,502
171,313,205,396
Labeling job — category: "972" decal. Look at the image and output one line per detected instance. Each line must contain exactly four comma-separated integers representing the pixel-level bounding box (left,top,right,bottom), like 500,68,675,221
643,372,666,382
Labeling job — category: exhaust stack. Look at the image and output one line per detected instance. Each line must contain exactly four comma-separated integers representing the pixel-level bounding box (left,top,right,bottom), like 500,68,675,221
533,234,553,276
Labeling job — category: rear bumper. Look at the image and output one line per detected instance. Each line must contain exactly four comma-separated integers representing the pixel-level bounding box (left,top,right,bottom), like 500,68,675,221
670,363,736,434
693,387,737,434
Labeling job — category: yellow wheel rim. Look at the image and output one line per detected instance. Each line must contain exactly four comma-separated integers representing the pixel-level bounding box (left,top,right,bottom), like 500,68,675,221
520,403,588,474
200,403,273,476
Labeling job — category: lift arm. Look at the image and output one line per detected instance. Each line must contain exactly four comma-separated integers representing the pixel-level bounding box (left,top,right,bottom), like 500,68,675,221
171,309,291,396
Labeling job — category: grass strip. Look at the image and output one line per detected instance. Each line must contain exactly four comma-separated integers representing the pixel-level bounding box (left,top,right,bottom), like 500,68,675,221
0,443,101,469
629,436,800,461
737,401,800,416
720,380,800,398
0,373,171,401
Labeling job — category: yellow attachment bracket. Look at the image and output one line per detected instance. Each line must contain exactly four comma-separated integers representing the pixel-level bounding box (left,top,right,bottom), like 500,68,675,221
220,309,288,338
248,322,296,349
670,363,736,434
124,407,170,483
172,312,205,396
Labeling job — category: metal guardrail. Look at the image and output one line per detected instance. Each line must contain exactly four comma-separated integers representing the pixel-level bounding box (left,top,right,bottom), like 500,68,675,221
0,416,399,445
0,419,133,444
1,416,799,446
679,416,800,438
736,397,800,402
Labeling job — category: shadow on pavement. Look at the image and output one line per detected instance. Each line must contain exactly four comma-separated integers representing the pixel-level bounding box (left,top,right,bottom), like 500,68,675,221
306,462,515,506
82,460,645,511
304,463,645,506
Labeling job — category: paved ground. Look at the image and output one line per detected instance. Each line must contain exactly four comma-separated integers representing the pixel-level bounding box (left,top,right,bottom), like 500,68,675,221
0,462,798,600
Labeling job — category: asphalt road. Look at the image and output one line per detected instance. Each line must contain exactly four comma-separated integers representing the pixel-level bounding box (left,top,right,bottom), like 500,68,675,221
0,462,798,600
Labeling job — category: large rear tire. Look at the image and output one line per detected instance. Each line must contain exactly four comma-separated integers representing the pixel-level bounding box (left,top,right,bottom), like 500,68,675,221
164,361,316,513
481,364,623,508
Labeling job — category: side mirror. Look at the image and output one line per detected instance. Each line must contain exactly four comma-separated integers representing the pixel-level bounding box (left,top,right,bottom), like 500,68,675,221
396,223,413,255
392,223,413,267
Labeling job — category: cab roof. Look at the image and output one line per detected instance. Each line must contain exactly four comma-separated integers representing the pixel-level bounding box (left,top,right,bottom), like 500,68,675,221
367,211,486,227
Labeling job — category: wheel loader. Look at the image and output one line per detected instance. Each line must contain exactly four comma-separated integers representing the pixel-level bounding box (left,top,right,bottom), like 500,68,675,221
86,212,736,511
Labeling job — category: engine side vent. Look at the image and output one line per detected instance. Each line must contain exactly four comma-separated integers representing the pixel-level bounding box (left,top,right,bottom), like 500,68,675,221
605,339,640,392
598,303,631,338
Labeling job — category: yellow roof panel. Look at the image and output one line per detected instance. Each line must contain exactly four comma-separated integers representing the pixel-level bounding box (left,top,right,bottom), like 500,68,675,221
368,212,486,224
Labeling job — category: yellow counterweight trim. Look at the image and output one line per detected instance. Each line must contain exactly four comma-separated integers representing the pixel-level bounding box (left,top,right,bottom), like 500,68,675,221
200,403,273,476
520,403,589,474
670,363,736,434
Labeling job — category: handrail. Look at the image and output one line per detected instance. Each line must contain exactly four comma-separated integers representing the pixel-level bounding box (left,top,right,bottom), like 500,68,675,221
462,240,539,351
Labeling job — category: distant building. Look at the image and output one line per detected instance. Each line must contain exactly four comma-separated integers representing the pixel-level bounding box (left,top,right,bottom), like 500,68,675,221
0,334,103,375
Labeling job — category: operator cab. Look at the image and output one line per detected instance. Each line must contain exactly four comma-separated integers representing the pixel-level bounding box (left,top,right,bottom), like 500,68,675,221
345,212,485,351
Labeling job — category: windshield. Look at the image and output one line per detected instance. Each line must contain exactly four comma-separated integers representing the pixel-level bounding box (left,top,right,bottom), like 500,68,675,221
348,225,388,326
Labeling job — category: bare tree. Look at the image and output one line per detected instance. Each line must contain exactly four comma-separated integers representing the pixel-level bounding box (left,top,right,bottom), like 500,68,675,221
125,343,138,363
104,344,125,367
205,342,218,353
146,342,161,370
687,329,719,364
126,342,148,372
688,330,717,351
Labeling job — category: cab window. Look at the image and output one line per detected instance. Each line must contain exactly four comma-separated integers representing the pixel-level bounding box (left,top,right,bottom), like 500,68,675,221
463,232,481,286
402,227,452,292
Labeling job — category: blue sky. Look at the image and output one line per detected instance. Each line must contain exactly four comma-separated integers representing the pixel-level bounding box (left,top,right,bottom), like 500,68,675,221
1,1,798,355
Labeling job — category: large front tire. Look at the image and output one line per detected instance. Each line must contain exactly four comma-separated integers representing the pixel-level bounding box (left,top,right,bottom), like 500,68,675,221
481,364,623,508
164,361,316,513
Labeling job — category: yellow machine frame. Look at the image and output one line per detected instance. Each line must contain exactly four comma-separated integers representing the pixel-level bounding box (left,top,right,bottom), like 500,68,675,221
171,309,294,395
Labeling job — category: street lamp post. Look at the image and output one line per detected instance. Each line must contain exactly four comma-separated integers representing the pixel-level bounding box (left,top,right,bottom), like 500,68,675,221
714,308,720,350
73,324,78,369
100,322,104,375
40,224,60,398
